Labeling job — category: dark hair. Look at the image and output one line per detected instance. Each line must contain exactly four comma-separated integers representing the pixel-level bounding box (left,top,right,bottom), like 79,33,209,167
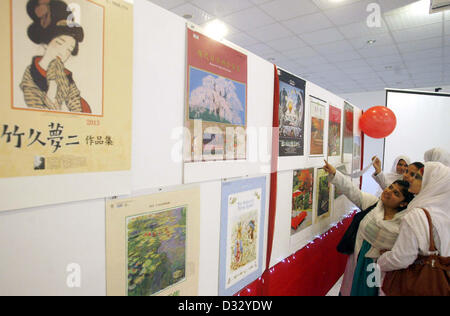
410,162,424,170
392,180,415,211
26,0,84,56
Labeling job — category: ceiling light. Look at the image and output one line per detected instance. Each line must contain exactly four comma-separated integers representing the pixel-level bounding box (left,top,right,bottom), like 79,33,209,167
183,14,193,19
204,19,229,41
409,0,430,16
367,39,376,44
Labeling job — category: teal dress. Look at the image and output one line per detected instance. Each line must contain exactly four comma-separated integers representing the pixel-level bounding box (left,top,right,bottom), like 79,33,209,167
350,240,379,296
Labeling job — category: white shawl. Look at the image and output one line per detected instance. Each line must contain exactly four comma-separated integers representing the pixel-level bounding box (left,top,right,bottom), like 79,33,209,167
424,147,450,167
403,162,450,255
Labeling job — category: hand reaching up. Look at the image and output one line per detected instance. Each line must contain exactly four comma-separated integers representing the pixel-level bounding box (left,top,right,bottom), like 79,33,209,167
323,160,336,176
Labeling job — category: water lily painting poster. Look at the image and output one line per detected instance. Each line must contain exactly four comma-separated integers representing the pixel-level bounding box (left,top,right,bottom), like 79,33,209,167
219,176,266,296
185,26,247,162
106,187,200,296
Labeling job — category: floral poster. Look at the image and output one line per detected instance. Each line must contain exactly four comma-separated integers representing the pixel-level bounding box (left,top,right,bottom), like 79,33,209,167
106,187,200,296
185,26,247,162
219,177,266,296
291,168,314,235
315,168,331,221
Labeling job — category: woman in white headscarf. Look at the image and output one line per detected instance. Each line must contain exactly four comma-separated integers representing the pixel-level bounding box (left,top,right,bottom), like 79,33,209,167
424,147,450,167
378,162,450,273
371,155,411,194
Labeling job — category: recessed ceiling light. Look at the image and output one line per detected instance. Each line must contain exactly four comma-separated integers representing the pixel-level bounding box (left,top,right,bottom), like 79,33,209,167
204,19,229,41
183,14,193,19
367,39,376,44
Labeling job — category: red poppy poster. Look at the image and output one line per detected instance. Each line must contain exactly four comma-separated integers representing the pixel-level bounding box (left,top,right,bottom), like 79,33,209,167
291,168,314,235
185,26,247,162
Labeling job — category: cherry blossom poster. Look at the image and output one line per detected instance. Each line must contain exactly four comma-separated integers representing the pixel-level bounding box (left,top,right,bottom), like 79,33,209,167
219,176,266,296
185,26,247,162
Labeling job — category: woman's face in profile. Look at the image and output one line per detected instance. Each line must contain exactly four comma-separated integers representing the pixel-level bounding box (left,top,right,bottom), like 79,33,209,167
45,35,76,63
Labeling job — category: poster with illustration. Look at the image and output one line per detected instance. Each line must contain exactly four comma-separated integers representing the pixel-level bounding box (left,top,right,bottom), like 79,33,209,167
0,0,133,209
352,136,361,174
314,168,331,221
278,69,306,157
343,102,354,155
106,187,200,296
219,177,266,296
328,105,341,157
127,207,187,296
309,96,326,156
185,26,247,162
291,168,314,235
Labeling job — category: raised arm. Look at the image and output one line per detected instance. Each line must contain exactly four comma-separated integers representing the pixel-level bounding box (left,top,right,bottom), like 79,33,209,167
323,160,379,210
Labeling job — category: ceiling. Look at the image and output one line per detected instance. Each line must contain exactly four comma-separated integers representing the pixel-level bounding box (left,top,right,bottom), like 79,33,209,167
147,0,450,95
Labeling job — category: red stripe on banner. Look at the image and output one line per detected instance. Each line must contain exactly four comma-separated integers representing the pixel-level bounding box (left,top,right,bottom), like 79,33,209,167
265,65,280,271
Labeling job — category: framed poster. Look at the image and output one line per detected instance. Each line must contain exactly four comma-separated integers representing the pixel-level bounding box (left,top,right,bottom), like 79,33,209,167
352,136,361,174
343,102,354,155
328,105,341,157
309,96,326,156
219,176,266,296
0,0,133,210
106,187,200,296
278,68,306,157
314,168,331,222
291,168,314,235
185,26,247,162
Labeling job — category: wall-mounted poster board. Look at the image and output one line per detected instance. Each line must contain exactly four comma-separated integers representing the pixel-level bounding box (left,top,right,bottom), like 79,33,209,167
309,96,327,157
0,0,133,211
328,105,341,158
278,68,306,157
185,26,248,162
106,186,201,296
219,176,266,296
342,101,354,163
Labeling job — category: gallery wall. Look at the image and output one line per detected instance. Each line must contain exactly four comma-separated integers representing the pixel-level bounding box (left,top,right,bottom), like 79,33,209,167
0,0,363,296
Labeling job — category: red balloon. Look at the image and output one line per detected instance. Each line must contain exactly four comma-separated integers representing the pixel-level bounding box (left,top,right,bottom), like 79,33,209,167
359,106,397,138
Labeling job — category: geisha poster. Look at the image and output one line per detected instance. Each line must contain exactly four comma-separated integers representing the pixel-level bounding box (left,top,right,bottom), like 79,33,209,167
219,176,266,296
106,187,200,296
328,105,341,157
291,168,314,235
185,26,247,162
343,102,354,155
278,68,306,157
309,96,326,156
0,0,133,211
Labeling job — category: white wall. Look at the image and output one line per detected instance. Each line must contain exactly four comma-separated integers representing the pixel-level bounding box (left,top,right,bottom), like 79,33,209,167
0,0,363,296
